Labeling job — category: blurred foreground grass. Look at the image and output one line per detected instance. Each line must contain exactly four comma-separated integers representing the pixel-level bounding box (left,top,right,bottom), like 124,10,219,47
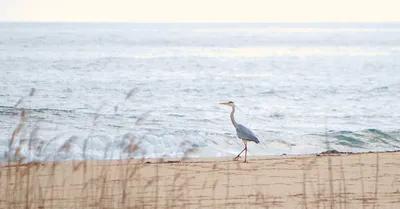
1,89,400,208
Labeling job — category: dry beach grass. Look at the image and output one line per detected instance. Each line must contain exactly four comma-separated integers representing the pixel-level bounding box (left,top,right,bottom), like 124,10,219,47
1,152,400,208
2,89,400,208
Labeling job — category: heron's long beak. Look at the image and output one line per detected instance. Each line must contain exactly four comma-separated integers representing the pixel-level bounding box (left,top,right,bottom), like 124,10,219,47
219,102,230,106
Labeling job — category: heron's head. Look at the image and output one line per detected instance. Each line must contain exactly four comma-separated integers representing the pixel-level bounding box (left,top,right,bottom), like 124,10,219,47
219,101,235,107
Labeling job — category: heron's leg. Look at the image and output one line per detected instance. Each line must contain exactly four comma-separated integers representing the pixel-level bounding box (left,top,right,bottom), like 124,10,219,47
234,140,246,161
244,141,248,163
234,148,245,161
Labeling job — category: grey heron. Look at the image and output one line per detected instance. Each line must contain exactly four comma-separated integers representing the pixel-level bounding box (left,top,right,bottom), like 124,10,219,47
220,101,260,162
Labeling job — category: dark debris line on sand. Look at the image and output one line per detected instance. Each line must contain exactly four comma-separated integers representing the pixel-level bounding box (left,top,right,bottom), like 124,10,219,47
316,149,400,156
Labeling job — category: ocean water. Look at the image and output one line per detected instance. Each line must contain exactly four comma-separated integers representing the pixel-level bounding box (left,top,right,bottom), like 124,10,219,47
1,22,400,162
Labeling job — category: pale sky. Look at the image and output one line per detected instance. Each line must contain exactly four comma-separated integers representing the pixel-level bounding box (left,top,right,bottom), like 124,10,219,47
0,0,399,22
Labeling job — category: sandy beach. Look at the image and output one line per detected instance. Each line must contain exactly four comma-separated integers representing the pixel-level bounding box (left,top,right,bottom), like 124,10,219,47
1,151,400,208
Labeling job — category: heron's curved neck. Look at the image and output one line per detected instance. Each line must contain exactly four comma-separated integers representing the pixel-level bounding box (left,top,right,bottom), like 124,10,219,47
230,105,238,128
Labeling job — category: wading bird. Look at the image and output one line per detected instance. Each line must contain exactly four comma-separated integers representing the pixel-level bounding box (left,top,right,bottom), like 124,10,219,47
220,101,260,162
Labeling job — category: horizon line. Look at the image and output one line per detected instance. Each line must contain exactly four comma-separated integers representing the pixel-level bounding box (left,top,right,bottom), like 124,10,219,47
1,20,400,24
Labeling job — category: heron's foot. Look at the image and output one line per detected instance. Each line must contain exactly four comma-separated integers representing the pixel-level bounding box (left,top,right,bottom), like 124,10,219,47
233,156,241,161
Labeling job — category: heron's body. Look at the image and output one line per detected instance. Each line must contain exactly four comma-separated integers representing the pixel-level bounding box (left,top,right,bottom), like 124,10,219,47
220,101,260,162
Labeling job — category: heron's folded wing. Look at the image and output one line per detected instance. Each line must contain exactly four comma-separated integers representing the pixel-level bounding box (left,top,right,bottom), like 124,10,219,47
236,124,260,143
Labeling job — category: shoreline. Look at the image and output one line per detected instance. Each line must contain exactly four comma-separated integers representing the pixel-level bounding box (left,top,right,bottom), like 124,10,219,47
3,149,400,166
